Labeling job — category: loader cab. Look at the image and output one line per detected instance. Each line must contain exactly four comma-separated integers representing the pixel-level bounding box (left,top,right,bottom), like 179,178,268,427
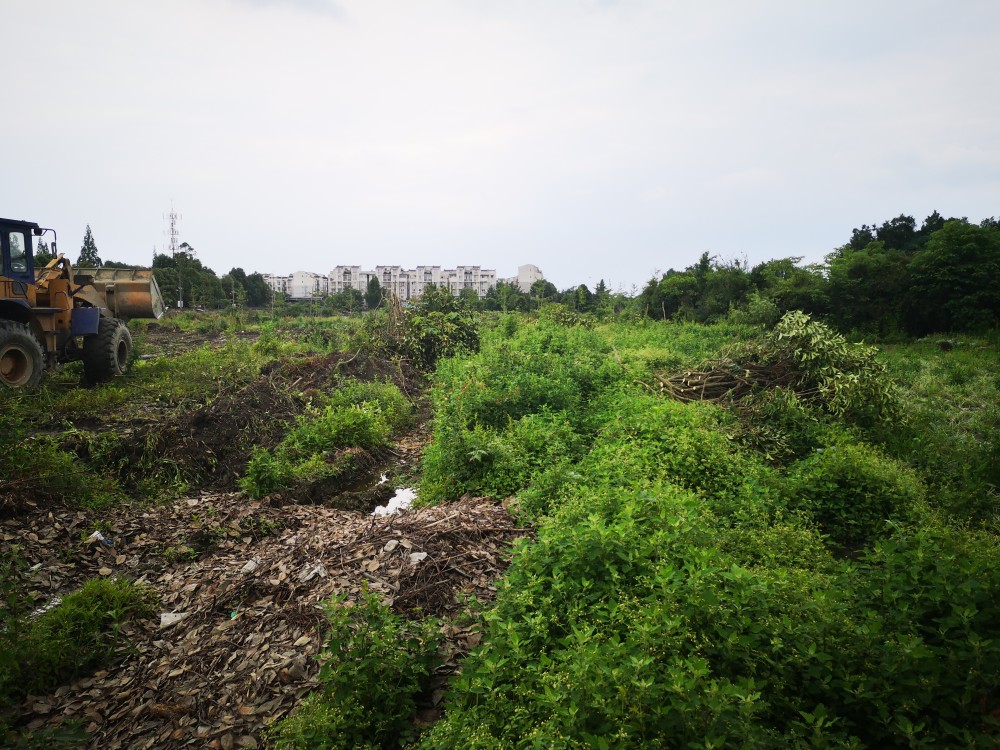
0,218,38,285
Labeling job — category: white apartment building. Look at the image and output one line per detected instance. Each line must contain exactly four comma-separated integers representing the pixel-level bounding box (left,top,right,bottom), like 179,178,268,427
262,273,290,296
264,264,531,301
505,264,544,293
329,266,372,294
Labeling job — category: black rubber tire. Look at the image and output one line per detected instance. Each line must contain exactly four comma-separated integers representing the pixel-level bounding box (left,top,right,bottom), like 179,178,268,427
0,320,44,388
82,317,133,382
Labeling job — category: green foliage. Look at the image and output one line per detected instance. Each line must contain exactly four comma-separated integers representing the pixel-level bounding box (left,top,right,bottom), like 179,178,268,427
0,721,89,750
826,241,911,338
907,220,1000,334
726,290,782,328
785,443,924,550
400,285,481,368
0,576,156,708
241,380,411,498
419,320,623,503
365,277,383,310
877,338,1000,526
76,224,101,267
423,485,858,749
0,414,123,509
269,593,439,749
762,311,903,429
411,311,999,749
845,520,1000,747
733,387,843,465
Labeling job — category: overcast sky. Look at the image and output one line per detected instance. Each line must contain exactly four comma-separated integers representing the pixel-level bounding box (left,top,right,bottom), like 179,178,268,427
5,0,999,291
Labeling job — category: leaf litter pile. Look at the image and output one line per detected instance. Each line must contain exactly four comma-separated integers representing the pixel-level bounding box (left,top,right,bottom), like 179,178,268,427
5,350,533,746
5,491,529,748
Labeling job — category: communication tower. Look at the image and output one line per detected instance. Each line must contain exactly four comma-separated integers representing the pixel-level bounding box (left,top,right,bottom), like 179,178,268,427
164,204,182,257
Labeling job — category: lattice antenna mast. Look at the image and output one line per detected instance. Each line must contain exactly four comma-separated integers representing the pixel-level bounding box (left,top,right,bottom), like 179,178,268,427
164,204,183,258
163,203,190,308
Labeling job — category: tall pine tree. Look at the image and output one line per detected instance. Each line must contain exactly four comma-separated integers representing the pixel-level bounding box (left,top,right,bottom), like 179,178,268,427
77,225,101,267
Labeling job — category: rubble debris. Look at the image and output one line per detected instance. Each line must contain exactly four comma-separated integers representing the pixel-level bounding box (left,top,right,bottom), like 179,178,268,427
4,493,529,748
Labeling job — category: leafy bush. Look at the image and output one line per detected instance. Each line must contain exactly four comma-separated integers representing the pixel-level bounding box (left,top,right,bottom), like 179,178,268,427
241,380,411,498
844,521,1000,747
879,339,999,526
0,577,156,708
419,320,623,504
351,285,480,369
269,593,440,749
785,443,924,550
727,290,782,328
761,311,902,429
734,386,846,465
422,485,862,749
420,409,586,503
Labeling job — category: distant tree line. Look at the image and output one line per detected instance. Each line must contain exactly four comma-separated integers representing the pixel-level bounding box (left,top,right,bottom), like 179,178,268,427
638,212,1000,336
152,249,271,310
52,212,1000,334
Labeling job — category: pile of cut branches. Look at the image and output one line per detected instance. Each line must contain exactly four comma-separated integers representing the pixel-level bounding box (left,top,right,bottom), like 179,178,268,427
653,312,900,428
654,358,801,404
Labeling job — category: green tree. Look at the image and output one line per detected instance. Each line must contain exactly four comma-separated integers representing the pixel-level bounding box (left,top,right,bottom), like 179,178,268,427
749,258,828,317
328,287,364,314
244,273,271,307
457,287,482,311
529,279,558,309
696,259,750,322
365,277,383,310
483,280,526,312
907,220,1000,333
77,225,101,267
826,241,911,336
34,240,54,267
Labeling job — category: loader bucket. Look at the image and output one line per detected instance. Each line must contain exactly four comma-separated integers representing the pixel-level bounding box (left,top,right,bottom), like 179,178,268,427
84,268,166,320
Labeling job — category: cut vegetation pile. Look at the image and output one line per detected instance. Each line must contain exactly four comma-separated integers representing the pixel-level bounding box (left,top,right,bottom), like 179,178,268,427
113,352,421,491
4,493,526,748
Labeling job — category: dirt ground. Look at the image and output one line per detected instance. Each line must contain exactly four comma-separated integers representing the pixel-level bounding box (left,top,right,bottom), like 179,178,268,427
4,334,529,747
6,486,529,748
136,322,259,359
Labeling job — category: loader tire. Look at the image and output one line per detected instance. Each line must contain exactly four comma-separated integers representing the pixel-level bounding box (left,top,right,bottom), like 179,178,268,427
0,320,44,388
83,317,133,382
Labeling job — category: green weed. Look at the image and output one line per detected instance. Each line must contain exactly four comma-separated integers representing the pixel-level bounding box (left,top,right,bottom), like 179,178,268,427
269,593,440,749
0,576,157,709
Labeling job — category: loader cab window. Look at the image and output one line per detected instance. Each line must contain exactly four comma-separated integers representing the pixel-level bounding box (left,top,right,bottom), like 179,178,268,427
8,231,28,273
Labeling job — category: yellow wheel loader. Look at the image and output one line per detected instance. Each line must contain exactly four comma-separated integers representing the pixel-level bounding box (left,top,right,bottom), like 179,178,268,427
0,217,165,388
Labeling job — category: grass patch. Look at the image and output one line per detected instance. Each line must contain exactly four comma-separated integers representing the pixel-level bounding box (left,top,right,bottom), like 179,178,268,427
0,571,157,709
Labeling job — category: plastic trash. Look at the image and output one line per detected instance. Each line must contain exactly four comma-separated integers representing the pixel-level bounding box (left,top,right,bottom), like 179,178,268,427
159,612,190,629
86,531,114,546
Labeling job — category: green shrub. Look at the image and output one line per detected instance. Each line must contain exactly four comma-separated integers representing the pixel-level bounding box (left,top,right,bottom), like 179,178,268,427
269,594,439,749
284,403,388,458
727,290,782,328
843,521,1000,747
420,409,586,504
878,339,999,526
761,311,903,430
0,577,156,707
422,485,862,749
574,392,761,517
241,451,295,497
785,443,925,550
240,381,410,498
